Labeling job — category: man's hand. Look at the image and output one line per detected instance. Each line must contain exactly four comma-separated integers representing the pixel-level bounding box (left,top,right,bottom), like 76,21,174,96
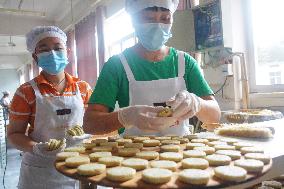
167,90,202,121
118,105,177,133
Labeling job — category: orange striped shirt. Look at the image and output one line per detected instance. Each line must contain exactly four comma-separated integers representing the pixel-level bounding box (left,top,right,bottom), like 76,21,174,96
10,72,93,134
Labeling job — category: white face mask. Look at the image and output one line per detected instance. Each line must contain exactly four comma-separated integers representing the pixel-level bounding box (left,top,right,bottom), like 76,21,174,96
134,23,173,51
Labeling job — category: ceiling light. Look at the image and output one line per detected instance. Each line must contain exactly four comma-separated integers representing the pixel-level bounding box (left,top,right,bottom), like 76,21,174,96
0,7,46,17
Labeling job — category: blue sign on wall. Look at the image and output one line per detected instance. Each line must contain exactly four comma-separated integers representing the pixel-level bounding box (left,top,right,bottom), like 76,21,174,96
193,0,223,51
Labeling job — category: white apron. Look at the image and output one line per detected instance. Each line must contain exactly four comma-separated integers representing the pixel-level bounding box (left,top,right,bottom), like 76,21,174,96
119,51,193,136
18,79,84,189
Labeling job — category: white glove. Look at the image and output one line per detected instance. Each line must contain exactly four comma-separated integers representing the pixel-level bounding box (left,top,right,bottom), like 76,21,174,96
166,90,202,121
66,134,92,147
118,105,177,133
33,142,66,158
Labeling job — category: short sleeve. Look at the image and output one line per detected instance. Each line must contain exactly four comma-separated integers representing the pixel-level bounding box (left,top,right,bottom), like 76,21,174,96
89,56,121,111
77,81,93,105
9,87,32,121
184,54,214,97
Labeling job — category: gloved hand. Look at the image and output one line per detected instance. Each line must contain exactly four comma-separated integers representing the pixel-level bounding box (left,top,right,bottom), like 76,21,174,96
66,134,92,147
118,105,177,133
33,141,66,158
166,90,202,121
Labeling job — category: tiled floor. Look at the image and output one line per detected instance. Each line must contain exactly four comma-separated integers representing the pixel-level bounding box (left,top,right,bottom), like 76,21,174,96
1,144,22,189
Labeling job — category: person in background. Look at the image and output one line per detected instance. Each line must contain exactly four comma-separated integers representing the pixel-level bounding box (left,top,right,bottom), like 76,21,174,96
83,0,221,137
7,26,92,189
0,91,11,121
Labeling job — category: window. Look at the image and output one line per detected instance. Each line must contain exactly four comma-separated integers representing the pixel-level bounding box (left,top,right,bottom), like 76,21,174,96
249,0,284,92
104,9,136,59
269,71,282,85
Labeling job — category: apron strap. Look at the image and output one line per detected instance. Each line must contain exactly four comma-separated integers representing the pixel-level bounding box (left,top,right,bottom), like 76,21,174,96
75,82,82,95
120,51,186,80
178,51,186,77
29,80,42,98
119,53,136,81
75,82,85,103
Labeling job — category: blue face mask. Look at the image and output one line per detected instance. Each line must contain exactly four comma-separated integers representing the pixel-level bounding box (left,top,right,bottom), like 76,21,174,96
37,50,69,75
134,23,172,51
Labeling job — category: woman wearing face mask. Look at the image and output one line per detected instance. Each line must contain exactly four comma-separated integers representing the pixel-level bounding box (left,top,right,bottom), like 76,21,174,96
7,26,92,189
84,0,221,137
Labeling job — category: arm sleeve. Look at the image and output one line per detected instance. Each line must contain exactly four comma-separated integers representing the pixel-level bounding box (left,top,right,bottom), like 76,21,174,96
78,81,93,105
89,56,121,112
9,87,32,121
184,54,214,97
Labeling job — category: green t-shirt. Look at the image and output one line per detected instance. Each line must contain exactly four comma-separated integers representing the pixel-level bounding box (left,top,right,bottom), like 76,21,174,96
89,47,213,110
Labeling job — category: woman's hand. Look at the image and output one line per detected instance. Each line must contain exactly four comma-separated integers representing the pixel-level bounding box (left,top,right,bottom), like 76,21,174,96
7,120,37,153
33,141,66,158
65,134,91,147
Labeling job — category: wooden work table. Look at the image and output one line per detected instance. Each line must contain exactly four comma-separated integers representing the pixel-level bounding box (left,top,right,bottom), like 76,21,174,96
56,118,284,189
221,118,284,189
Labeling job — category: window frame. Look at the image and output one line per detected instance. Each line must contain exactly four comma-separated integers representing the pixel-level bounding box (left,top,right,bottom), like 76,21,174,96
246,0,284,93
107,33,137,58
269,71,282,85
104,9,136,59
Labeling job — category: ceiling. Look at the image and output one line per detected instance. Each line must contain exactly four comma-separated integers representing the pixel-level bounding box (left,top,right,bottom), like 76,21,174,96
0,35,27,55
0,0,81,69
0,0,80,21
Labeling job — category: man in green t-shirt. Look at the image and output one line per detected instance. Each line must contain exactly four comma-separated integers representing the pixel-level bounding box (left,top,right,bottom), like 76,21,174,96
84,0,221,136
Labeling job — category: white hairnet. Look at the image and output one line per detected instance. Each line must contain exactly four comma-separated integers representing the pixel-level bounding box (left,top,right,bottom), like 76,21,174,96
125,0,179,15
26,26,67,53
2,91,10,95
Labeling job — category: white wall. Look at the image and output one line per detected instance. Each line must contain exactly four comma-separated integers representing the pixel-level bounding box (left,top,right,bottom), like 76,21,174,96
169,0,251,111
167,10,195,53
166,9,239,111
0,69,20,98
